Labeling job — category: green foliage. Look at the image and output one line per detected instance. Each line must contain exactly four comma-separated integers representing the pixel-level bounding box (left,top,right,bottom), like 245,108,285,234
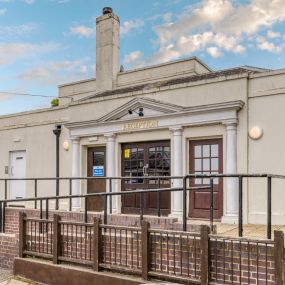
51,98,59,107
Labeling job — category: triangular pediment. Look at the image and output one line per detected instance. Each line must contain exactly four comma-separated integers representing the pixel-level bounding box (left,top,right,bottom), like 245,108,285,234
98,98,183,122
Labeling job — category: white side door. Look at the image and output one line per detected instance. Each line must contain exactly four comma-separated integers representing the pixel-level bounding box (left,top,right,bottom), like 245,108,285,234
10,151,26,200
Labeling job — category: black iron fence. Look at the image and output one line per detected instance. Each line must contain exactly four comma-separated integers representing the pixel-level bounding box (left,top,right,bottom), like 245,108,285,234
0,174,283,239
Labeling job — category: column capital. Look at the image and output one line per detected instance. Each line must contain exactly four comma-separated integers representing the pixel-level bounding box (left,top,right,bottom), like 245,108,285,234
223,119,238,128
70,136,80,143
104,133,116,141
169,126,183,135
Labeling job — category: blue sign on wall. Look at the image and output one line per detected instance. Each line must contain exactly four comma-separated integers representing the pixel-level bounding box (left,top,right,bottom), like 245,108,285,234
93,166,104,177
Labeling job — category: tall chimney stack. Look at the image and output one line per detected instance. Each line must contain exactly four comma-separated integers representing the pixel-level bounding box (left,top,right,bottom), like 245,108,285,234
96,7,120,91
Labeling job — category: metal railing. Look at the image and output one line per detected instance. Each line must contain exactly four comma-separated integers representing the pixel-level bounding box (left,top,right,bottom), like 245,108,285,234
0,173,283,239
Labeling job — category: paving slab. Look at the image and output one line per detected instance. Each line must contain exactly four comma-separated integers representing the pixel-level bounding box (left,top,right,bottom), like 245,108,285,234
0,268,12,283
184,219,285,239
0,278,43,285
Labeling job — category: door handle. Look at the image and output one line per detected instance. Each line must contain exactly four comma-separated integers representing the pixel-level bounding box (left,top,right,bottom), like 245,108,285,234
11,166,14,176
143,164,149,176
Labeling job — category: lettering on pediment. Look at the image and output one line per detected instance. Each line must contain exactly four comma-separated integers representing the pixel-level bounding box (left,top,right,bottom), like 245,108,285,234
123,120,158,131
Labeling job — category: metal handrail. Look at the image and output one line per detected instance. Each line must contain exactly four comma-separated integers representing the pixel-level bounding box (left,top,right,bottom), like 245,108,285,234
0,173,279,239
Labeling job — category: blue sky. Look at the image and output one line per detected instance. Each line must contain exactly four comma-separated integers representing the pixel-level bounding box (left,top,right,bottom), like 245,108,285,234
0,0,284,115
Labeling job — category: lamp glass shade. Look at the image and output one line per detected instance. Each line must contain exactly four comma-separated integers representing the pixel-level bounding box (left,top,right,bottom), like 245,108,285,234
249,126,263,140
63,141,69,150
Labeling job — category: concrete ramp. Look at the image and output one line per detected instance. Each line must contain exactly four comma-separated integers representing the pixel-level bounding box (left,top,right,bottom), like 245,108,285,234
14,258,153,285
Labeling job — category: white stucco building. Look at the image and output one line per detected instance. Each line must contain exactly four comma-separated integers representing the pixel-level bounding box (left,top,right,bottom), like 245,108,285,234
2,8,285,225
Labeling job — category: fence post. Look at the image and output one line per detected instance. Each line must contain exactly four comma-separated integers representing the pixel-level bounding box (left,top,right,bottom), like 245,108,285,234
19,212,26,258
141,220,150,280
274,230,284,285
0,202,2,233
53,214,61,264
200,225,210,285
267,176,272,239
182,176,187,231
93,218,102,272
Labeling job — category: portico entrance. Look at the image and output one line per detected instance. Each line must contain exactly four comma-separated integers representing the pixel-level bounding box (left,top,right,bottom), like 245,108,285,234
121,141,171,215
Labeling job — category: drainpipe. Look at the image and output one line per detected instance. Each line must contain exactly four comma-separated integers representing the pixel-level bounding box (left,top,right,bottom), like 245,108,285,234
53,125,62,210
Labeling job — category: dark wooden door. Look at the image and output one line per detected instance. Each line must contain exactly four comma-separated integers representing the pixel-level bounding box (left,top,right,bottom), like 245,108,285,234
189,139,223,219
87,147,106,211
121,141,170,215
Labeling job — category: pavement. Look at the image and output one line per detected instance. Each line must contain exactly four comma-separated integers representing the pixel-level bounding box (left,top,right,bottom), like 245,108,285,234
0,268,40,285
0,278,41,285
0,268,12,284
187,219,285,239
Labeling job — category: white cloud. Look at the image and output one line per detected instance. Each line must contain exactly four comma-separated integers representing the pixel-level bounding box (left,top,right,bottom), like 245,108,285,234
24,0,35,4
121,19,144,35
207,47,222,58
267,30,281,39
0,23,36,37
70,25,95,38
148,0,285,64
124,51,145,69
257,40,285,53
0,42,58,65
19,60,93,86
163,13,172,23
50,0,70,3
0,8,6,15
79,65,88,74
124,51,143,64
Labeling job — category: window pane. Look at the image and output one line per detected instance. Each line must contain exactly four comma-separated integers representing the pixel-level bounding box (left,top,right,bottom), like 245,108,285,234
211,144,219,157
194,145,202,158
156,151,163,160
203,145,210,157
131,148,137,159
93,151,104,166
195,171,202,184
203,178,210,185
131,160,138,168
195,179,202,184
149,159,155,169
211,158,219,171
195,159,202,171
203,158,210,171
139,160,144,168
149,151,155,159
124,161,131,170
137,148,144,159
164,147,170,152
211,171,219,184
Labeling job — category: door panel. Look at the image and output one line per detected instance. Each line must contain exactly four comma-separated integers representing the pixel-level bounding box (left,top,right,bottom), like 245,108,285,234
121,141,170,215
189,139,223,219
87,147,106,211
10,151,26,200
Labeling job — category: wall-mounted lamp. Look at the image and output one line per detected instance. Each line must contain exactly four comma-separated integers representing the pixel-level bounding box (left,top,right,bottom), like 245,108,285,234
63,140,69,151
128,107,144,117
249,126,263,140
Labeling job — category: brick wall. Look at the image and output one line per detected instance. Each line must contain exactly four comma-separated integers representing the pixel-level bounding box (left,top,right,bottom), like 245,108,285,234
0,233,18,269
4,207,179,235
0,207,282,285
210,239,275,285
